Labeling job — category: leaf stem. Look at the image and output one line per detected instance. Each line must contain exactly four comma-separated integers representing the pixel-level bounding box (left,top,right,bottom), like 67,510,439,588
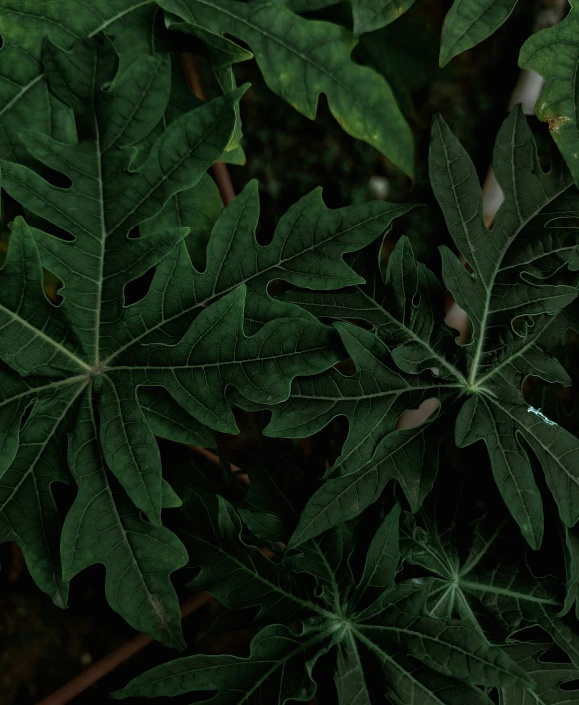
35,593,212,705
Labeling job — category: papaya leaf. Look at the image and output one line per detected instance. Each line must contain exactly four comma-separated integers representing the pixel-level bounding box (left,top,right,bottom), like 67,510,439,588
0,38,309,639
157,0,415,176
114,496,530,704
401,512,563,640
267,108,579,548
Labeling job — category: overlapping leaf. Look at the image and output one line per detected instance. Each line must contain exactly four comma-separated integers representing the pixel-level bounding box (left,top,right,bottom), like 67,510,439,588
273,0,523,66
157,0,414,175
280,0,417,35
500,640,579,704
0,37,243,641
115,494,530,704
519,0,579,187
264,108,579,549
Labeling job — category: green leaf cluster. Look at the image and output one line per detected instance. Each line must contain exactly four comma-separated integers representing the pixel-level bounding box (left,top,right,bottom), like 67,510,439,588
114,448,579,704
1,3,579,704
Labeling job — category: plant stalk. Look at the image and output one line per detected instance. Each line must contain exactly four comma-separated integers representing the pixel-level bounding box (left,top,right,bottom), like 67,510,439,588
181,52,237,206
36,593,212,705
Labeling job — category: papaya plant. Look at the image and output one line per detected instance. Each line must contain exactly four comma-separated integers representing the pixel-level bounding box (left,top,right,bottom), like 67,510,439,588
0,1,578,704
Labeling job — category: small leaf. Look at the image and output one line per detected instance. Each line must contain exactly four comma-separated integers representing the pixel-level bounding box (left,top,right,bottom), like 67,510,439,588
440,0,519,67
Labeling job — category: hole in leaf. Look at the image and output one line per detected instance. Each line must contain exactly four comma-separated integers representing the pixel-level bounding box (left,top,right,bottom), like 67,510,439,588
396,397,439,430
0,35,4,51
560,679,579,691
545,216,579,229
482,169,504,226
18,210,75,242
508,625,547,643
538,644,572,664
444,293,470,344
40,167,72,189
123,267,155,306
268,279,291,297
46,225,75,242
334,358,356,376
19,404,33,430
43,268,63,305
127,224,140,239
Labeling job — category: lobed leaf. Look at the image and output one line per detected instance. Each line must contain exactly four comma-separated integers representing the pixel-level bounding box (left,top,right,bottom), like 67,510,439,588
264,108,579,547
116,491,530,703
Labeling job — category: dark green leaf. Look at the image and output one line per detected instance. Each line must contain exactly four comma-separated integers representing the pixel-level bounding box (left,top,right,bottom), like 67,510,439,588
440,0,519,67
116,497,530,703
268,108,579,546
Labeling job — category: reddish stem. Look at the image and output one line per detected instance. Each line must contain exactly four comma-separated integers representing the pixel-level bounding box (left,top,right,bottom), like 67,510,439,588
180,53,237,206
36,593,212,705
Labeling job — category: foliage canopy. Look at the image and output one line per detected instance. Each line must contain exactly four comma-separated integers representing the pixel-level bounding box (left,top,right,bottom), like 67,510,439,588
1,0,579,703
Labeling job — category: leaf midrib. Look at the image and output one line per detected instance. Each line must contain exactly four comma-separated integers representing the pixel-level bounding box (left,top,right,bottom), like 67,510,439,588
357,620,524,680
466,125,571,386
0,375,87,410
358,284,467,384
93,55,107,366
189,530,336,621
352,628,454,705
286,383,462,404
0,301,90,372
101,206,409,366
458,578,561,606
